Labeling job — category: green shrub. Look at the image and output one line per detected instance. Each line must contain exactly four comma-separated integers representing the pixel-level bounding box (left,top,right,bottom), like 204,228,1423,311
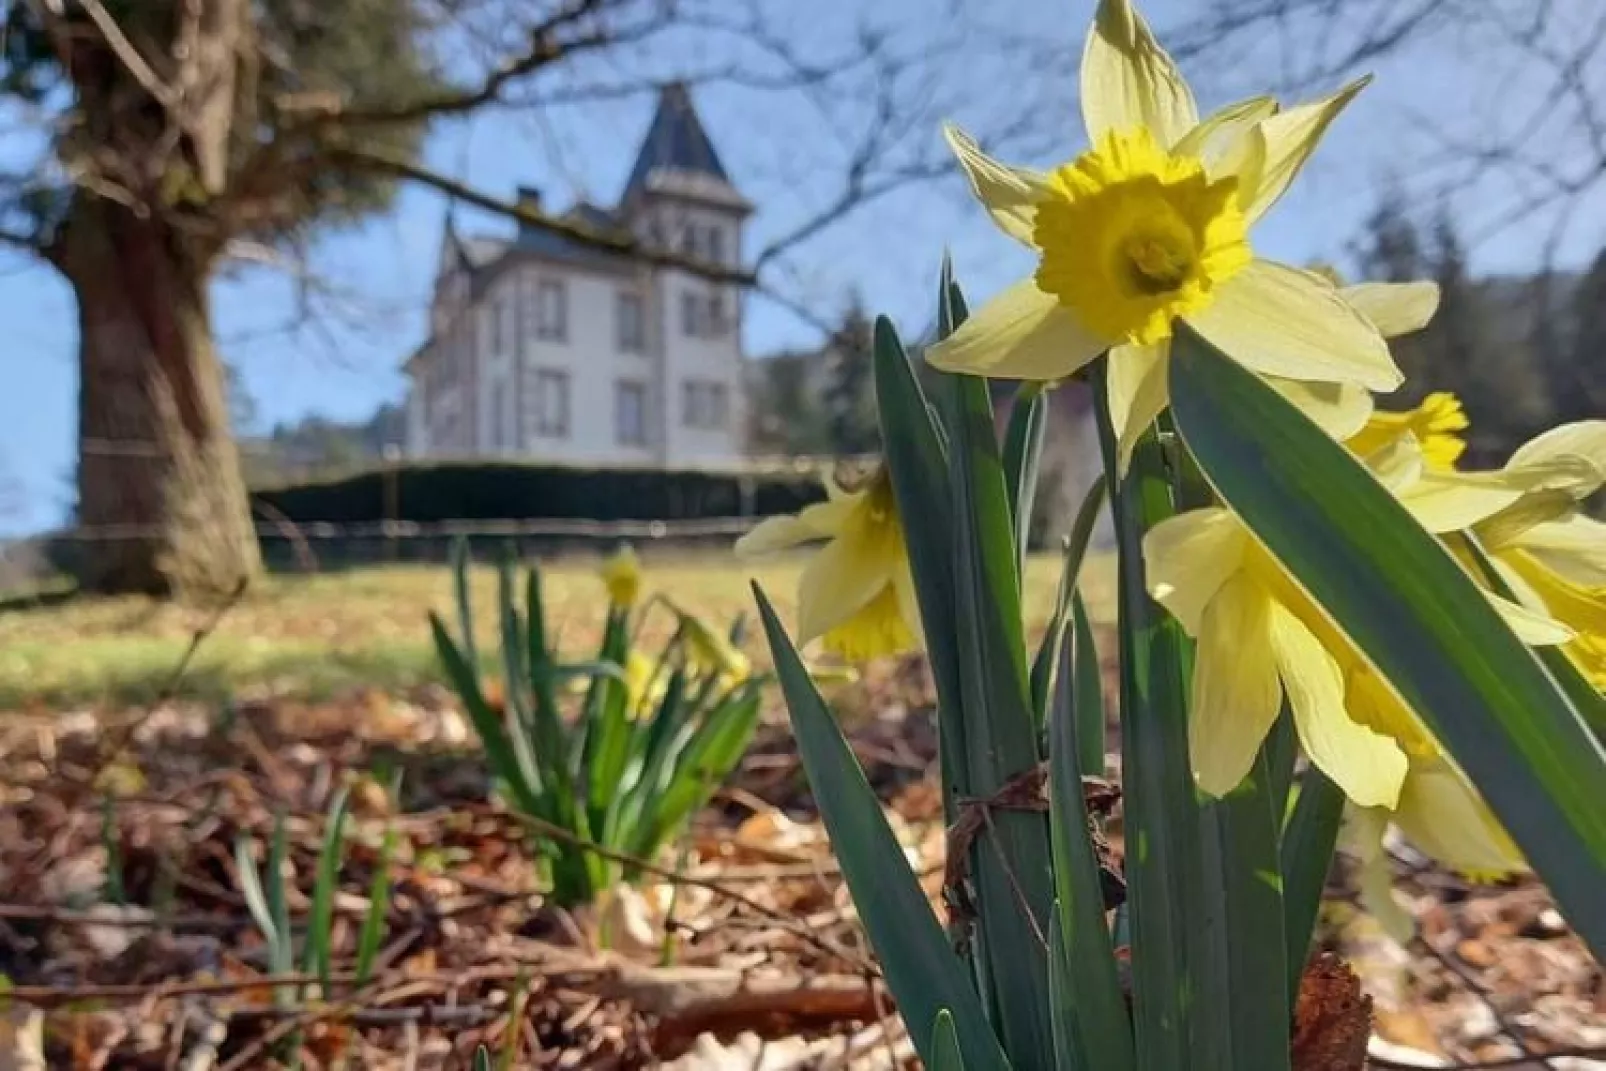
252,459,827,525
429,540,764,908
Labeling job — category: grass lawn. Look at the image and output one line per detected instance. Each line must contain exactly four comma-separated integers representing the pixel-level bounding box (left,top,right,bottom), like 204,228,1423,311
0,549,1115,709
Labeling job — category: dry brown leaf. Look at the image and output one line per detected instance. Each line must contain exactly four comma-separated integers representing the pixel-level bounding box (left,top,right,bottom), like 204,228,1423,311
1292,953,1373,1071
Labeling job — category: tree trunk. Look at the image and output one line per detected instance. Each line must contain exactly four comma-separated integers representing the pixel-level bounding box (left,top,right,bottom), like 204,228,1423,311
61,198,262,599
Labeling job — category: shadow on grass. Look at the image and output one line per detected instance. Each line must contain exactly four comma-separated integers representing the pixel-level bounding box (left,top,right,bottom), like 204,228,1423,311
0,642,502,710
0,582,78,618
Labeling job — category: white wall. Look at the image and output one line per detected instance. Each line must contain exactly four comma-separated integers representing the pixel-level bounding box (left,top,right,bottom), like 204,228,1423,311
518,265,660,466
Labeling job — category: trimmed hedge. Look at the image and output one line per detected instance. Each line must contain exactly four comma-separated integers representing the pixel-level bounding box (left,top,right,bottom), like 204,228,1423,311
251,459,828,526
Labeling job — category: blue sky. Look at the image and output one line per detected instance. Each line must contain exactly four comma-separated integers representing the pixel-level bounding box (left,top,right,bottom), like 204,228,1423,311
2,0,1601,536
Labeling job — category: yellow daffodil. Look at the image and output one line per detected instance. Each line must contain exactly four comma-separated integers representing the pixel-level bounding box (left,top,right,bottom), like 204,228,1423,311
624,650,668,717
675,609,751,686
1144,433,1568,805
1350,402,1605,687
1342,755,1525,942
734,468,921,662
1345,391,1469,469
931,0,1412,469
1470,420,1606,688
1145,504,1407,806
600,545,642,610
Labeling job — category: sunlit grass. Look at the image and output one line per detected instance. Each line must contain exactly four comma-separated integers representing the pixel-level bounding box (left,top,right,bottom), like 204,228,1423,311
0,550,1114,709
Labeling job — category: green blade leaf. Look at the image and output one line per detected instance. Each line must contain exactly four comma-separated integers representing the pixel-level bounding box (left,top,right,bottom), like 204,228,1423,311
306,787,351,991
430,613,546,821
1092,361,1210,1071
1028,475,1107,729
755,585,1011,1071
1199,749,1291,1071
1169,322,1606,960
1071,596,1107,780
1048,634,1136,1071
873,316,967,807
929,1010,972,1071
354,821,397,987
1280,768,1344,997
945,352,1055,1065
1003,384,1049,568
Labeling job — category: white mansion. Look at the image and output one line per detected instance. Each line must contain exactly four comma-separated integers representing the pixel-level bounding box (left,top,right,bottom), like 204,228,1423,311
403,85,750,467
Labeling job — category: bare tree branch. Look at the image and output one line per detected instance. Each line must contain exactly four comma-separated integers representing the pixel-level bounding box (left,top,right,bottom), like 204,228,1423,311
72,0,178,106
329,143,754,285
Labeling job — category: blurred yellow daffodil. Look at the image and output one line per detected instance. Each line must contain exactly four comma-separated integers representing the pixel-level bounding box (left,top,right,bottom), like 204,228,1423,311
675,609,751,687
600,545,642,610
734,468,921,662
624,650,668,717
931,0,1412,470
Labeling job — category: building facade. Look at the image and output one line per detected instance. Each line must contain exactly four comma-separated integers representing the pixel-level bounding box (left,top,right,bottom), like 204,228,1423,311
403,85,751,468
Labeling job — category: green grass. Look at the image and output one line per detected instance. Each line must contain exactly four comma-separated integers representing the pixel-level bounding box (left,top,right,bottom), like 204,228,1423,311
0,550,1114,709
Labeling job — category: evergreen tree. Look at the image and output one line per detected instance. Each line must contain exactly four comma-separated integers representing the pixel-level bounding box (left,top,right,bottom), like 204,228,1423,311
1558,245,1606,426
1420,211,1548,462
822,296,880,457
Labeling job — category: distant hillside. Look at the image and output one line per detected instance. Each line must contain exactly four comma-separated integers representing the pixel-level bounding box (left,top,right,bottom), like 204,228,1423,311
240,404,405,486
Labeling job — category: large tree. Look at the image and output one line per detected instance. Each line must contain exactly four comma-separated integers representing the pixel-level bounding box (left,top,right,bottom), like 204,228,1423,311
0,0,984,598
0,0,438,595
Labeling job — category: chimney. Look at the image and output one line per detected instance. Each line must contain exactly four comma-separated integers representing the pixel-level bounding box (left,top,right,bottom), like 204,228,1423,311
515,185,542,231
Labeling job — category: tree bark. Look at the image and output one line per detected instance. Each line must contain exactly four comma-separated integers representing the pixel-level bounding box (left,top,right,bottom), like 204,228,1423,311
61,197,262,599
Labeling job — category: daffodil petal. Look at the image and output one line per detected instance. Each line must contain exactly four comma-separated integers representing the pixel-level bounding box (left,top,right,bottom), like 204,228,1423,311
925,279,1106,380
1340,281,1441,338
1267,377,1374,441
1190,574,1283,796
1343,805,1417,943
735,500,848,556
1174,96,1278,170
1508,420,1606,480
795,530,893,644
1365,434,1426,494
1399,472,1524,534
1270,603,1406,808
1107,341,1171,476
1143,507,1248,634
943,124,1047,247
1394,758,1526,878
893,562,927,652
1518,517,1606,585
1242,77,1369,222
1487,590,1574,645
1081,0,1198,148
1189,259,1403,392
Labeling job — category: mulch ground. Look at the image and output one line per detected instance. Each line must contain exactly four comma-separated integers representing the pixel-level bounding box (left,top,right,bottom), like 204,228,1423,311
0,660,1600,1069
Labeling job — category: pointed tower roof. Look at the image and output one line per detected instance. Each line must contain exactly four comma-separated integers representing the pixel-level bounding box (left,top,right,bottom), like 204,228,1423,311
621,83,751,213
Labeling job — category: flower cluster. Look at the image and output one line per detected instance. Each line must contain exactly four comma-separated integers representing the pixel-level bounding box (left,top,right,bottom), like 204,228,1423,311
752,0,1605,936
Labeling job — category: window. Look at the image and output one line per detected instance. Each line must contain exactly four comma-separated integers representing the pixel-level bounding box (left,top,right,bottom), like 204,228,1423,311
535,278,567,341
706,226,724,266
488,301,504,355
617,291,646,353
532,369,569,438
682,380,729,429
707,291,728,336
681,290,701,337
681,288,730,338
679,225,699,261
616,381,648,446
490,376,509,449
